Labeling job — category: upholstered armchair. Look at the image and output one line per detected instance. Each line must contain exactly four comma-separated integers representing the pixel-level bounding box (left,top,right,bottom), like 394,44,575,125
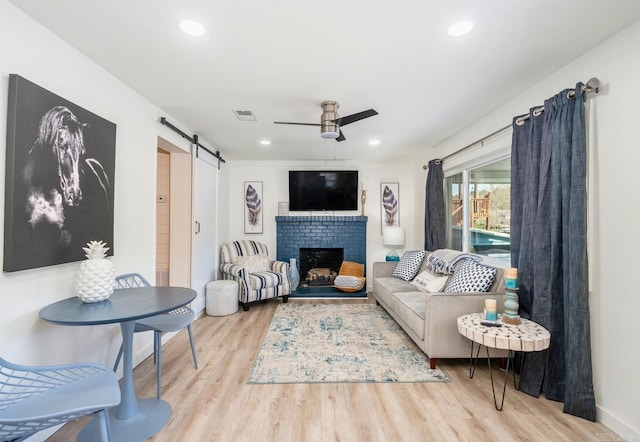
219,240,290,311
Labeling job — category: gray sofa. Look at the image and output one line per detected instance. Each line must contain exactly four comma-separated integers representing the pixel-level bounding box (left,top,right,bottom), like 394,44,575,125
372,251,508,368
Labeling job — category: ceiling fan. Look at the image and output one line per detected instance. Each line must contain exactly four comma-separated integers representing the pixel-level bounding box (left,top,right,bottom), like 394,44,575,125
274,101,378,142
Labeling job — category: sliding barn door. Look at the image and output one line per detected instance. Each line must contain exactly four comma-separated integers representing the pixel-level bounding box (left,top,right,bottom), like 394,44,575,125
191,146,219,312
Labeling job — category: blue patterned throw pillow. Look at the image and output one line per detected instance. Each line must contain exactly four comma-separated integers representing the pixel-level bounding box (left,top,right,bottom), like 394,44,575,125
391,250,427,281
443,258,496,293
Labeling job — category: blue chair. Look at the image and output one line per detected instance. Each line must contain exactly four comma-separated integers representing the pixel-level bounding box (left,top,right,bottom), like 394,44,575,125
0,357,120,442
112,273,198,399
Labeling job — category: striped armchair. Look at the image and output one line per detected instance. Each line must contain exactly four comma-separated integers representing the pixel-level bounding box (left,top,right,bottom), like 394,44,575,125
219,240,290,311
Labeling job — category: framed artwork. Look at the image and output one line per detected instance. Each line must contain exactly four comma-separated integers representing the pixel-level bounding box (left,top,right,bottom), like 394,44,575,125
244,181,263,234
3,74,116,272
380,182,399,233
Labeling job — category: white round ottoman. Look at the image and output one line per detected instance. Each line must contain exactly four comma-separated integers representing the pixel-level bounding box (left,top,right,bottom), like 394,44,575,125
206,280,239,316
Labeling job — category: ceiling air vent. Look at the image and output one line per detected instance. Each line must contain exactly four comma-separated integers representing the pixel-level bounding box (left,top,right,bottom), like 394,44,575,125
233,110,257,121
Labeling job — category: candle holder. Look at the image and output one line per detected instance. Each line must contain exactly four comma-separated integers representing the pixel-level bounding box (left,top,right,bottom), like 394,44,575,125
502,268,521,324
503,288,521,325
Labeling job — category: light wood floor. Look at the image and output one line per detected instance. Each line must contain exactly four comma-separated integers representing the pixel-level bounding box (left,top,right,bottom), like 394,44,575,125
50,297,616,442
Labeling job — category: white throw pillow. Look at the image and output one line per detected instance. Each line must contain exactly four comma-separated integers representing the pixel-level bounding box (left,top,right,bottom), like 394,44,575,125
334,275,363,288
232,253,270,273
410,271,449,292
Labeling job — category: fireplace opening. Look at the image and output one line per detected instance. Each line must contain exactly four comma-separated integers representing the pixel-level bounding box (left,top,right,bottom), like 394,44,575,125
299,247,344,286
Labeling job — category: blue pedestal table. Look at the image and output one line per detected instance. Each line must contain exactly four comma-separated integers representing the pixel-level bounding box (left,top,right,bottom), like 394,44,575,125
39,286,196,441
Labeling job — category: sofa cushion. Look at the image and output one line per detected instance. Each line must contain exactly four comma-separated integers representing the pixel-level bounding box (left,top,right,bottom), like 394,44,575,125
392,292,428,339
411,271,449,292
374,276,418,294
373,276,415,305
339,261,365,277
334,275,365,292
233,253,270,273
443,258,497,293
391,250,426,281
248,271,285,290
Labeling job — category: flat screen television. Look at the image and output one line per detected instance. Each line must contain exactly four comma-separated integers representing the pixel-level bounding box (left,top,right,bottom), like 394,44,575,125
289,170,359,211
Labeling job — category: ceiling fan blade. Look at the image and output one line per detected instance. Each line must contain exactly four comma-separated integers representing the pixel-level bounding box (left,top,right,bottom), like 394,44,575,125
334,109,378,126
273,121,321,126
336,130,346,142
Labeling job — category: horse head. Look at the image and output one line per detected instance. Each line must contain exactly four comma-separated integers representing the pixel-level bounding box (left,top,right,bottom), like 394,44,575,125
30,106,87,207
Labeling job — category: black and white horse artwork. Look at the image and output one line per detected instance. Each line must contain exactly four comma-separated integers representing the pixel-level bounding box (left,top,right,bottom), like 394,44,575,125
22,106,110,247
4,74,116,272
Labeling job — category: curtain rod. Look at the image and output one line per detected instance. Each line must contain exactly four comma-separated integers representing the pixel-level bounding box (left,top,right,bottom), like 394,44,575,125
160,117,226,164
422,77,601,170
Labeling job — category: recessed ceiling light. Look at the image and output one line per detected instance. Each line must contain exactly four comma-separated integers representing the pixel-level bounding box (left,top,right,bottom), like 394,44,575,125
369,139,380,146
260,140,271,146
178,20,206,37
447,20,474,37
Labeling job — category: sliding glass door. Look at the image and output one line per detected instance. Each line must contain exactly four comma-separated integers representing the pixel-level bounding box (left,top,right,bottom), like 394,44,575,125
445,173,463,251
445,157,511,261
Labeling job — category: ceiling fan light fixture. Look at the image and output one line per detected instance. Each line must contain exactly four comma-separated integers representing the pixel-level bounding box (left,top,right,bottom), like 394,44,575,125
320,101,340,139
321,129,340,139
274,100,377,143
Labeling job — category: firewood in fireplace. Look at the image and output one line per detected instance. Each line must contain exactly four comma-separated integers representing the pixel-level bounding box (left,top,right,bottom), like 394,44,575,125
306,268,338,285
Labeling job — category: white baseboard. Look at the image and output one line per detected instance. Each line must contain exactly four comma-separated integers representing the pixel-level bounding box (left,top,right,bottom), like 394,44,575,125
597,405,639,441
192,298,205,315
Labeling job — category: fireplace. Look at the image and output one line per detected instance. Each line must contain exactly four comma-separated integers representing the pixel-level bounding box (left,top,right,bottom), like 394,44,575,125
300,247,344,286
276,215,368,294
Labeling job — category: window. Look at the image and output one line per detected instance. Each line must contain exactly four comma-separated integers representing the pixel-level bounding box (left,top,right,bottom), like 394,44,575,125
445,157,511,262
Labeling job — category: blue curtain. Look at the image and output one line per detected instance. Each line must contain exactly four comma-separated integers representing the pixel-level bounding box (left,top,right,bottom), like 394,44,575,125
510,83,595,421
424,159,445,251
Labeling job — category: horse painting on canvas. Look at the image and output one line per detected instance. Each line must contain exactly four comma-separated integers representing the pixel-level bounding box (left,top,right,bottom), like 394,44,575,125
22,106,110,246
3,74,116,272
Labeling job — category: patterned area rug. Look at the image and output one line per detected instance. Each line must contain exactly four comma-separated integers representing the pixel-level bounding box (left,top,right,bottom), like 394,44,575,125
248,303,450,384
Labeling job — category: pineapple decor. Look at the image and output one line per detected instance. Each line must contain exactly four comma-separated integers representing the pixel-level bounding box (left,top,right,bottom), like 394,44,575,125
75,240,115,303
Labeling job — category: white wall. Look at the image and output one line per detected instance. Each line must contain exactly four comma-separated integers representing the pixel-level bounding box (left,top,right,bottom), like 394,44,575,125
225,161,422,288
0,0,207,394
429,21,640,439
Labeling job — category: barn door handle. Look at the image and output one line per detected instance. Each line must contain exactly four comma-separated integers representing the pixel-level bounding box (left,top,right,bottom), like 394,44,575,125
195,221,201,234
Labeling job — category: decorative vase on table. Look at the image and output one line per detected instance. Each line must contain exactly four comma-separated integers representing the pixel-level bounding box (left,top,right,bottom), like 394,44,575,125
75,241,115,303
288,258,300,292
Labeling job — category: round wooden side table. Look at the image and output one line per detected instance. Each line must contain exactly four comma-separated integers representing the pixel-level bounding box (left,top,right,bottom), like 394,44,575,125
457,312,551,410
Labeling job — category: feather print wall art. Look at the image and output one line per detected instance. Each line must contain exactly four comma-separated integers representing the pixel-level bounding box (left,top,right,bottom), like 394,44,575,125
244,181,263,233
382,186,397,225
246,185,261,225
380,183,399,233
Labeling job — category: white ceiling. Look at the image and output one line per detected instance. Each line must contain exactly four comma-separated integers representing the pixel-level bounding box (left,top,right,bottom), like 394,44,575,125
9,1,640,162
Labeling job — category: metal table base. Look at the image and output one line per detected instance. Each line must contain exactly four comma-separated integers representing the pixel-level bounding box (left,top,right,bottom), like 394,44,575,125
468,341,518,411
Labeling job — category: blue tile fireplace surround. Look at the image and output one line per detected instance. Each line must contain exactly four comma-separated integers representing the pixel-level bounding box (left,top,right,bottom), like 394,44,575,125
275,216,367,277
